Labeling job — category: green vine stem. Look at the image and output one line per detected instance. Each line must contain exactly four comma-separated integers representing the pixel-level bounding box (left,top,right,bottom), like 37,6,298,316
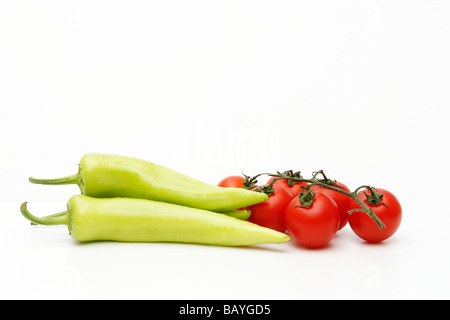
245,170,386,230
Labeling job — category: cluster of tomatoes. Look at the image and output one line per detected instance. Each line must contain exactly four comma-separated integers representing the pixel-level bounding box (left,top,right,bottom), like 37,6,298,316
218,173,402,249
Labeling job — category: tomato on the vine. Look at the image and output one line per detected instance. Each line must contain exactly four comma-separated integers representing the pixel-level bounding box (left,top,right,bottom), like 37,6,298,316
310,181,351,230
285,191,340,249
347,188,402,243
217,175,245,188
246,185,293,232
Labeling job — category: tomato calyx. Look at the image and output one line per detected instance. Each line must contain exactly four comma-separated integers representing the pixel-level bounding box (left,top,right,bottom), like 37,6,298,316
252,184,275,196
242,173,260,190
353,186,389,208
312,170,346,189
364,188,389,208
295,187,316,207
278,170,303,187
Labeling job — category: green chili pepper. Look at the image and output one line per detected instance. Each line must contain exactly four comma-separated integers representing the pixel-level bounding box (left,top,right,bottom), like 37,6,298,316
31,208,252,224
29,153,268,212
221,209,252,220
20,195,289,246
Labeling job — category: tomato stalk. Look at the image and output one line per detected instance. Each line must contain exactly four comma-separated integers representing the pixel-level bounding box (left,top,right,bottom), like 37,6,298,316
295,188,316,207
244,170,386,230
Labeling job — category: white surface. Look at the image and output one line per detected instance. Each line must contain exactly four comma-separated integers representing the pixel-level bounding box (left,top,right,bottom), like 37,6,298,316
1,1,450,299
1,202,449,300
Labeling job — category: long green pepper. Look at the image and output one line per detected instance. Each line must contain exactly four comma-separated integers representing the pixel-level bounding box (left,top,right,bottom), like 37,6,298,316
29,153,268,212
21,195,290,246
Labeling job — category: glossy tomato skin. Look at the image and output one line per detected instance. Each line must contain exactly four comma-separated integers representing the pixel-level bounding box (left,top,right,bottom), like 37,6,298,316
218,176,245,188
347,188,402,243
266,177,308,198
310,181,351,231
285,192,340,249
246,185,293,232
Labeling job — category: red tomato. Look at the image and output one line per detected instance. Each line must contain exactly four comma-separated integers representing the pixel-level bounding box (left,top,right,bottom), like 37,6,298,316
217,175,245,188
347,188,402,243
266,177,308,197
285,191,340,249
246,185,293,232
310,181,351,231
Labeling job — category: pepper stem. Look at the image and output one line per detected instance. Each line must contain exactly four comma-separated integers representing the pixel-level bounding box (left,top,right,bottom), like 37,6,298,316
20,202,69,226
29,173,79,185
29,211,67,225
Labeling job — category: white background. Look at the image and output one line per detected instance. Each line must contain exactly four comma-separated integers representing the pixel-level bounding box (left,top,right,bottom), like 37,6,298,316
1,1,449,300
